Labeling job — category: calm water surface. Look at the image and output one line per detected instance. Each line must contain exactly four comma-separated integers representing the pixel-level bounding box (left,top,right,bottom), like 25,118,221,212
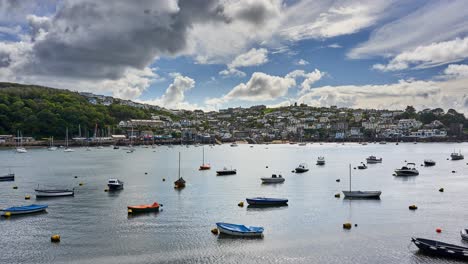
1,143,468,264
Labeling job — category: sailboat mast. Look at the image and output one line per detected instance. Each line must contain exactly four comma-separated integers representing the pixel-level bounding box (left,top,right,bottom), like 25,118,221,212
178,152,181,179
349,164,352,192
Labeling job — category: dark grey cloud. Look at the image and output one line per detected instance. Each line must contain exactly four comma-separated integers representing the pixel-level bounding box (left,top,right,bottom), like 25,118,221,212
23,0,228,80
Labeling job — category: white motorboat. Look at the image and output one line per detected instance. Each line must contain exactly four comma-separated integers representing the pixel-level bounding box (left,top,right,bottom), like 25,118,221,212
261,174,285,184
343,164,381,199
16,147,27,153
295,163,309,173
316,157,325,165
394,163,419,176
107,178,124,191
366,156,382,164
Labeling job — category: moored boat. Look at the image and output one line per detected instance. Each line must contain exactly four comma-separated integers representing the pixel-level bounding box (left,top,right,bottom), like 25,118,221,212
107,178,124,191
0,173,15,182
127,202,160,213
174,152,186,189
411,237,468,260
316,157,325,165
216,167,237,175
357,163,367,169
35,188,74,198
230,142,238,147
216,222,264,237
343,164,381,199
424,159,436,166
199,147,211,170
394,163,419,176
366,156,382,164
261,174,285,184
451,151,464,160
1,204,48,215
246,197,288,206
295,163,309,173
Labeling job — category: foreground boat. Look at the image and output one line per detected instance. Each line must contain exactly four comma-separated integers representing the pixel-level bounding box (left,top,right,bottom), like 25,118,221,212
1,204,48,216
343,164,381,199
366,156,382,164
107,178,124,191
411,237,468,260
127,202,160,213
261,174,285,184
216,222,264,237
35,188,74,198
0,173,15,182
424,159,436,166
246,197,288,206
394,163,419,176
295,163,309,173
216,167,237,175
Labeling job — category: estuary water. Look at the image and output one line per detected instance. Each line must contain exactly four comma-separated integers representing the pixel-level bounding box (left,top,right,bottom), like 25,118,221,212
1,143,468,264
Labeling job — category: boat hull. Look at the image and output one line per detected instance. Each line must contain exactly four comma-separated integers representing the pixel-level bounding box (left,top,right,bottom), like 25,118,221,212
424,161,436,166
261,178,285,184
412,237,468,260
35,190,74,198
128,203,160,213
108,184,124,191
342,191,381,199
1,204,48,215
246,198,288,206
216,170,236,175
216,222,263,237
394,170,419,176
0,175,14,181
295,168,309,173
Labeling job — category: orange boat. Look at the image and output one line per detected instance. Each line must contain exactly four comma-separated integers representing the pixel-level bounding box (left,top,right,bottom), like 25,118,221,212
198,147,211,170
127,202,160,213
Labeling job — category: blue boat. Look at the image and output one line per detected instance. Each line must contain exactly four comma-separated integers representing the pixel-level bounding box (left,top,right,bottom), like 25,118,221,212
1,204,48,215
216,222,264,237
246,197,288,206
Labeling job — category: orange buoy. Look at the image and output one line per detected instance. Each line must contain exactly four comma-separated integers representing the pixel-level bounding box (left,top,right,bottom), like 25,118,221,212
436,228,442,233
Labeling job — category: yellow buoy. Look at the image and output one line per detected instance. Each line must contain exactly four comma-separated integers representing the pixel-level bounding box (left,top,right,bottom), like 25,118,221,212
409,205,418,210
79,182,84,186
25,195,31,200
13,186,18,189
334,193,340,198
4,212,11,217
211,228,219,235
238,201,244,207
128,209,133,214
343,223,352,229
51,234,61,243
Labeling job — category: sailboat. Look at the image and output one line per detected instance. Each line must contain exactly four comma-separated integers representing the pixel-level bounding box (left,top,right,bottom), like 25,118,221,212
64,127,74,152
127,126,135,153
16,131,27,153
342,164,381,199
174,152,186,189
199,147,211,170
48,137,57,151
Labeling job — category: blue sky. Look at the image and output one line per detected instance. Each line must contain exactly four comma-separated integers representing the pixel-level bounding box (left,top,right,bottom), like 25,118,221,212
0,0,467,112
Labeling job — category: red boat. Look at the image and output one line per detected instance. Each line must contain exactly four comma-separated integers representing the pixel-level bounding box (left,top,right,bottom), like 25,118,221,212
127,202,160,213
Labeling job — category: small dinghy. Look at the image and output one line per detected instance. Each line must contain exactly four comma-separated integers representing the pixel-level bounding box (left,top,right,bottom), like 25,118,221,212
261,174,285,184
246,197,288,206
1,204,48,216
295,163,309,173
128,202,160,213
411,237,468,260
424,159,436,166
0,173,14,182
216,167,237,175
357,163,367,169
107,178,124,191
460,229,468,241
216,222,264,237
35,188,74,198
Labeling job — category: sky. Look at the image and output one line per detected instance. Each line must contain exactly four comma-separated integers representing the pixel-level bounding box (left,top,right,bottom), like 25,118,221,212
0,0,467,113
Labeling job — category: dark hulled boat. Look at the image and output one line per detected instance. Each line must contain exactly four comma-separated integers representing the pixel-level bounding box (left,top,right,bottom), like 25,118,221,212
0,173,14,182
412,237,468,260
107,179,124,191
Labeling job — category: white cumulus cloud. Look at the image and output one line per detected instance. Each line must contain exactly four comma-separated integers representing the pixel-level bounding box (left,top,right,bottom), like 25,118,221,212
219,48,268,77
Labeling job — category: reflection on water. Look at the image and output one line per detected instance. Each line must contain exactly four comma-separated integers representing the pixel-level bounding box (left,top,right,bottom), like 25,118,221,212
0,143,467,264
